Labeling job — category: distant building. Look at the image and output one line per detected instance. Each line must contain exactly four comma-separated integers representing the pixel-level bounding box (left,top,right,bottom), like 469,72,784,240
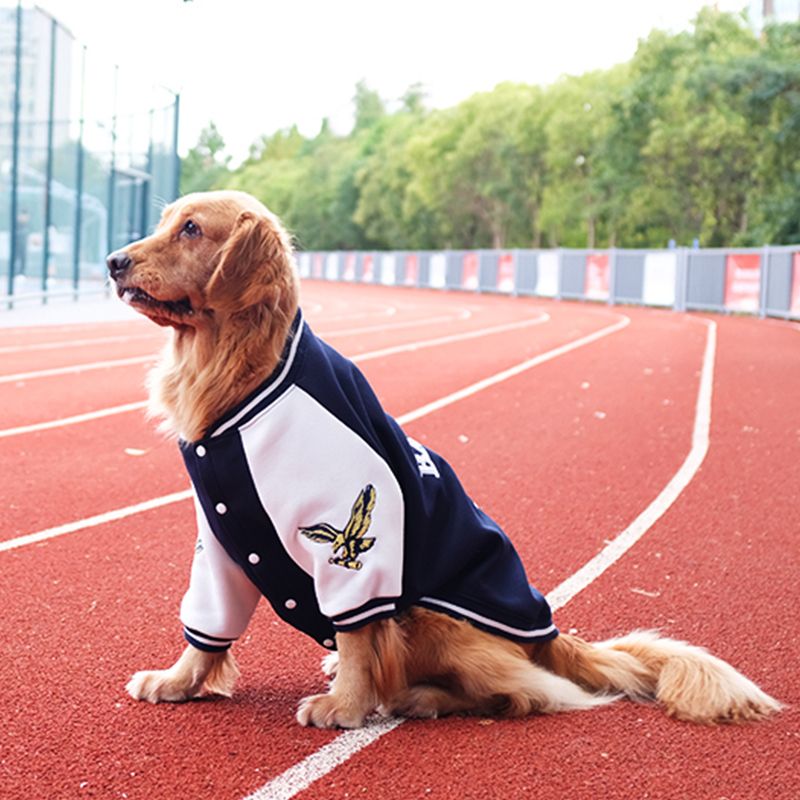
747,0,800,27
0,5,73,152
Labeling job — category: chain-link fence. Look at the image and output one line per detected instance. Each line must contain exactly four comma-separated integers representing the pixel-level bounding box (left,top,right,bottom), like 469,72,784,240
0,3,179,307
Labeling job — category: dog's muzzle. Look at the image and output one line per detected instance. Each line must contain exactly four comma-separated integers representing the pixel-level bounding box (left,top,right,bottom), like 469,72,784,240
106,250,133,280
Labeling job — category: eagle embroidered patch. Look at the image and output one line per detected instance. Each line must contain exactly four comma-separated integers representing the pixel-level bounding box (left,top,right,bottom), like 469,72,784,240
299,484,377,570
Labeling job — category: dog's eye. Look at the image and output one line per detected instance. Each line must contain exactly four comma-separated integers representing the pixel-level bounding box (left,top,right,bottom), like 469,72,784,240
181,219,201,239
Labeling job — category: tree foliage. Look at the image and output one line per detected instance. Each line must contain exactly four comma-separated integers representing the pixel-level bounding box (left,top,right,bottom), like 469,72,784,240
185,10,800,249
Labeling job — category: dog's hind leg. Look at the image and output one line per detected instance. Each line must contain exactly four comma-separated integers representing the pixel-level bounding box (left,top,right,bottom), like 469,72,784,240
297,619,407,728
388,611,617,719
127,645,240,703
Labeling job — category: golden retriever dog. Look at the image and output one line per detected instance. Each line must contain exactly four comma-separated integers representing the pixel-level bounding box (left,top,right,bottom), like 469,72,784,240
109,190,781,728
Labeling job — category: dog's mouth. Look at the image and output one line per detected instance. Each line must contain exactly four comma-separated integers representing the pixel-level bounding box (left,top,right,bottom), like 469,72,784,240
118,285,194,318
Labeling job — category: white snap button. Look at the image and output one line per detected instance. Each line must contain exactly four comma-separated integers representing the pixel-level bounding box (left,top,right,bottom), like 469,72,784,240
196,445,206,457
215,502,227,515
248,553,260,565
284,598,297,610
323,639,334,648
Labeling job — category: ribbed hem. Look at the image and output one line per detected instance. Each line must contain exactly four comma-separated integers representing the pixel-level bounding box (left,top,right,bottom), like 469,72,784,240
183,625,234,652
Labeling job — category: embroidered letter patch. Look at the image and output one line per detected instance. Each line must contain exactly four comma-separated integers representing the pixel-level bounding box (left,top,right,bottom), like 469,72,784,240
299,484,377,570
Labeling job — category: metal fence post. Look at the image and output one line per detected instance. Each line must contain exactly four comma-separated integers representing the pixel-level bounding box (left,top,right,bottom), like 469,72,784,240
608,247,617,306
106,65,119,258
172,93,181,199
759,244,770,319
72,45,87,300
42,15,58,304
7,1,23,309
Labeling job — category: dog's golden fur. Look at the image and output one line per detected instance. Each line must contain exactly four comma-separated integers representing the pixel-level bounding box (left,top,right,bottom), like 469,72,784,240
115,190,781,728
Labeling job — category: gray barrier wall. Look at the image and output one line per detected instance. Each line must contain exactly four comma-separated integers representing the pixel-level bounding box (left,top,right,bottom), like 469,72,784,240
296,247,800,320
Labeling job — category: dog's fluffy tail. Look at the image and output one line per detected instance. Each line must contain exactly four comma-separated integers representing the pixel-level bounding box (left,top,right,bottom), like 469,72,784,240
534,631,782,724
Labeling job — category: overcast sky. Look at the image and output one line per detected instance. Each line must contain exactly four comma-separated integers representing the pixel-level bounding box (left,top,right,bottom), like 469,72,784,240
40,0,752,161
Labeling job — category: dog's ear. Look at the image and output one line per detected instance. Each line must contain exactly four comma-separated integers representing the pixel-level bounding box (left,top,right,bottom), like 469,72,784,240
205,211,292,313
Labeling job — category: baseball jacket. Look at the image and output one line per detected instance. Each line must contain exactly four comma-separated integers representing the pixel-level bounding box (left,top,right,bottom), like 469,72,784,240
179,309,558,652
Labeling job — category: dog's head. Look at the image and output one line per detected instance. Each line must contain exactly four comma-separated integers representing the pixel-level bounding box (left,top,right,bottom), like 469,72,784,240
107,190,296,329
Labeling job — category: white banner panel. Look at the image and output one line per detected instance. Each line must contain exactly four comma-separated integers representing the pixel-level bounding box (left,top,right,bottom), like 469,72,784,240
381,254,396,285
325,253,339,280
429,253,447,288
497,253,515,293
535,252,559,297
297,253,311,279
643,253,677,306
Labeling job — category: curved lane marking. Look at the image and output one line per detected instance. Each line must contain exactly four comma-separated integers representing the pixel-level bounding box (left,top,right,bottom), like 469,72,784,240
243,317,716,800
0,312,544,437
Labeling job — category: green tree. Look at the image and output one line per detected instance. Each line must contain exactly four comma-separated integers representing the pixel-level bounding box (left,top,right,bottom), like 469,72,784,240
180,121,231,195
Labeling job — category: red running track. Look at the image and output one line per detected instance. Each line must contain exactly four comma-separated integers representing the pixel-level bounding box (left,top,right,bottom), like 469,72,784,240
0,283,797,800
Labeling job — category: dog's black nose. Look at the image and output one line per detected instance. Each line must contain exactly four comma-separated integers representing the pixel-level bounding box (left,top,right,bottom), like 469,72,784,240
106,250,133,278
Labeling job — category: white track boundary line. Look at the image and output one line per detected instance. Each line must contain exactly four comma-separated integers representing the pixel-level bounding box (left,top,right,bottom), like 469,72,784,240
0,312,542,438
243,317,716,800
0,313,622,551
352,313,549,363
0,401,149,439
0,332,158,355
319,309,471,339
0,354,154,384
0,490,193,554
396,314,629,425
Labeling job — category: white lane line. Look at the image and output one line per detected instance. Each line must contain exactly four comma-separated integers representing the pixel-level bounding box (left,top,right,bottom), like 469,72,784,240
0,333,159,355
243,317,716,800
396,314,629,425
546,318,716,610
351,313,549,363
311,304,398,324
0,354,154,384
0,401,149,439
0,490,193,554
0,314,622,549
0,312,537,438
0,308,471,385
244,718,404,800
319,309,471,339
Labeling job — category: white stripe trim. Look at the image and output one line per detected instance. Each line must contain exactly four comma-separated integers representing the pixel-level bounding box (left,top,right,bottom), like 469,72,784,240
183,628,234,648
419,597,557,640
211,317,305,438
333,603,397,628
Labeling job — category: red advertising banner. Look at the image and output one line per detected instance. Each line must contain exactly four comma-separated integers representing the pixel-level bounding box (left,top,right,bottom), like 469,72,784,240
462,252,479,289
791,253,800,315
312,254,324,279
585,253,609,300
404,254,419,286
343,253,356,281
362,254,374,282
724,254,761,312
497,253,515,293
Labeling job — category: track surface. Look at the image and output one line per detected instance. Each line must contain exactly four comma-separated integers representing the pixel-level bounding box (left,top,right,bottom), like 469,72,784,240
1,283,797,800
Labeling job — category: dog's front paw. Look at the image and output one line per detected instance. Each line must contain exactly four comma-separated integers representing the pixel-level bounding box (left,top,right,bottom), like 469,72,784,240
126,669,194,703
320,652,339,678
296,693,367,729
